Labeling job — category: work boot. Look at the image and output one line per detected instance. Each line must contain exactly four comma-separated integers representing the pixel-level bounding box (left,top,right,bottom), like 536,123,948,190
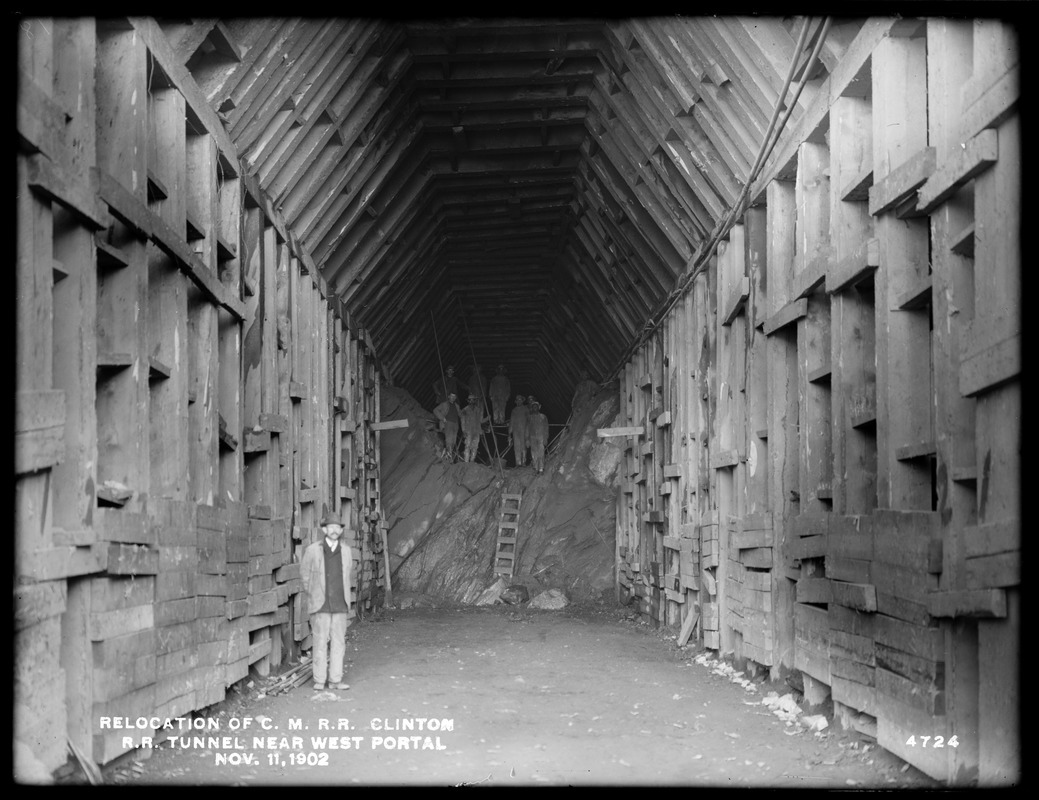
313,681,325,690
333,682,350,690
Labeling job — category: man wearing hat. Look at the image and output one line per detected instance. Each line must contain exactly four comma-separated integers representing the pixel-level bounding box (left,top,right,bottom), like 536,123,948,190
301,512,354,690
433,391,462,460
488,364,511,425
508,394,530,467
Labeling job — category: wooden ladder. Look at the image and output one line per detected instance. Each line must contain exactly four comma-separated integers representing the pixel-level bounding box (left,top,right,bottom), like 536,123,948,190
494,492,523,578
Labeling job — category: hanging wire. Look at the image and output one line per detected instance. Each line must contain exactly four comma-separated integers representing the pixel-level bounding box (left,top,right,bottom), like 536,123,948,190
605,16,832,382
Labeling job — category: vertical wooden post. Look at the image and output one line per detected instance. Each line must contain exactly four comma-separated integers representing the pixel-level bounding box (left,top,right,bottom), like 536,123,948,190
872,36,931,511
828,96,876,516
928,19,980,784
968,20,1020,787
765,179,799,677
795,141,832,513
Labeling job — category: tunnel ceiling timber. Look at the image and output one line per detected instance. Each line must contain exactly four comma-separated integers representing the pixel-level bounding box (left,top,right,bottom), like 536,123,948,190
173,16,862,419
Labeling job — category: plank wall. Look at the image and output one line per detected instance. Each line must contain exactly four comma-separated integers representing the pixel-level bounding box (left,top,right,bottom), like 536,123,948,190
15,18,388,771
614,19,1019,784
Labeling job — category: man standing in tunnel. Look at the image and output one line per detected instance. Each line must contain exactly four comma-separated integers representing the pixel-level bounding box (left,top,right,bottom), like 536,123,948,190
489,364,511,425
508,394,529,467
434,392,461,461
460,394,489,463
433,365,459,406
528,400,549,474
301,513,353,691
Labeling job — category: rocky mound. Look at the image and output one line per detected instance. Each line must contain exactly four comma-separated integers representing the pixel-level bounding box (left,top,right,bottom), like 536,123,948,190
378,383,624,604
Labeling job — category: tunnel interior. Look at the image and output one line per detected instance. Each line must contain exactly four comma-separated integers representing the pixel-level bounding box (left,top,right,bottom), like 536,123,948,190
14,14,1022,786
209,17,849,421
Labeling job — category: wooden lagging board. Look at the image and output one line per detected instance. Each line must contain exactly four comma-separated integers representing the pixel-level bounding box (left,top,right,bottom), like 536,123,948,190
493,493,522,578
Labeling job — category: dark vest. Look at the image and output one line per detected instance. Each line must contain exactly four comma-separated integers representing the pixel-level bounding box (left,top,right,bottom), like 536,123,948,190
318,539,349,613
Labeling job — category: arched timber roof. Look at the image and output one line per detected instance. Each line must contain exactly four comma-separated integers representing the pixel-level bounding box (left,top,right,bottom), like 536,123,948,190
168,16,862,419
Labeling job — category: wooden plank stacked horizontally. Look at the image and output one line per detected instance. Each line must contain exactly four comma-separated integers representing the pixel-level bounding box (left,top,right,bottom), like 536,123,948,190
91,509,158,762
194,504,229,708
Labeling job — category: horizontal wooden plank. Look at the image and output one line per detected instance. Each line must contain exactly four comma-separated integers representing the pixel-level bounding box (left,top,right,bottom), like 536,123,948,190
826,555,871,584
895,440,936,461
791,252,830,301
793,512,831,539
25,152,112,230
965,552,1020,589
763,298,808,336
917,129,999,214
14,581,67,630
258,412,289,433
829,580,877,613
928,588,1006,619
733,529,774,549
875,666,944,716
959,62,1019,143
959,322,1020,397
106,544,158,576
15,424,65,474
841,164,873,203
370,418,410,431
831,674,877,717
710,449,739,470
16,69,67,159
788,534,827,561
721,276,750,326
873,614,943,662
868,147,936,216
597,426,644,437
827,238,879,294
90,604,154,641
741,548,773,569
962,519,1019,559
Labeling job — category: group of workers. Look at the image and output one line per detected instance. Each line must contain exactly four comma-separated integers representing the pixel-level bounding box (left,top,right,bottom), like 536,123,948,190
432,364,551,472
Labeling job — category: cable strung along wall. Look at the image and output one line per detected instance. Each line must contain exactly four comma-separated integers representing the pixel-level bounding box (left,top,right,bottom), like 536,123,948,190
14,18,388,771
614,19,1019,786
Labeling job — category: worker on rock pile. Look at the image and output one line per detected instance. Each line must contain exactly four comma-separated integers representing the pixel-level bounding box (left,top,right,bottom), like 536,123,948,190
528,400,549,475
508,394,530,468
571,369,598,412
433,392,462,461
468,365,487,407
432,365,459,406
489,364,511,425
460,394,489,463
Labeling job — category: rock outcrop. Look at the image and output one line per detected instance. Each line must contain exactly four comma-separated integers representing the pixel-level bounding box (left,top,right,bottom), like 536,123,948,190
378,383,623,604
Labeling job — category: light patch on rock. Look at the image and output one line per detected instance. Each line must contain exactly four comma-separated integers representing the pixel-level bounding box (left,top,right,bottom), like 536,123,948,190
528,589,570,610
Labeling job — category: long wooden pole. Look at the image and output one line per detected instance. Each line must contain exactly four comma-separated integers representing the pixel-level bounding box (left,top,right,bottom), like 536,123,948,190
456,297,504,478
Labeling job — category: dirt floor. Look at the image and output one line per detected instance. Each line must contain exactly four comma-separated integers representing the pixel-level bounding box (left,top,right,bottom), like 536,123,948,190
107,602,940,787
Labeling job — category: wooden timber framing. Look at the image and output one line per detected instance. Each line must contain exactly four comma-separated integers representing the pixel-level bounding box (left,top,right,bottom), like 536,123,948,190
612,18,1019,785
16,15,1020,788
16,18,388,773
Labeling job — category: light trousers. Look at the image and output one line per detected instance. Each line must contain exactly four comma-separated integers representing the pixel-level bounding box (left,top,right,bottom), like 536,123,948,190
310,611,348,684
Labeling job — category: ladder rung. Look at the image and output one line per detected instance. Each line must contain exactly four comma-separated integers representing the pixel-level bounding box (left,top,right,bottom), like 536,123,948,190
496,553,515,561
502,493,523,501
497,537,516,545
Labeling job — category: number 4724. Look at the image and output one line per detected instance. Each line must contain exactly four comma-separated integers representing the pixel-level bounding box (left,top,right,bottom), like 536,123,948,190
906,735,959,748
